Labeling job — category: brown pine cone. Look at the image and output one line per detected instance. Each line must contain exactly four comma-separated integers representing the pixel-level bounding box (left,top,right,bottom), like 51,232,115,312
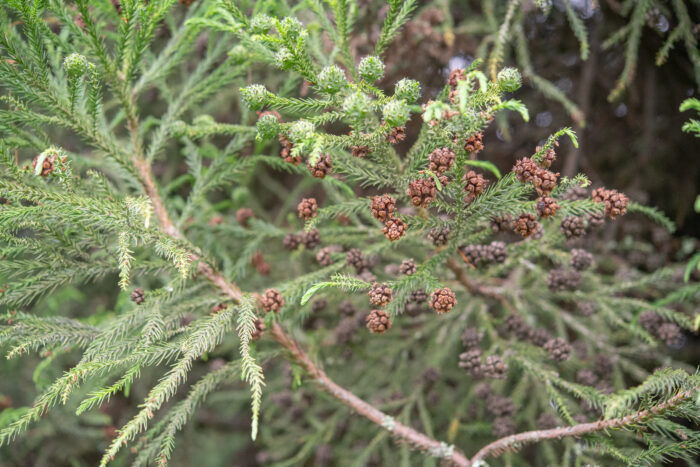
370,194,396,222
447,68,466,89
368,282,393,307
576,369,598,386
311,299,328,313
427,226,450,246
301,229,321,249
428,147,456,174
463,132,484,153
32,153,57,177
297,198,317,220
546,269,582,291
250,318,266,341
594,354,615,377
430,287,456,314
587,211,605,228
639,311,662,334
482,355,508,379
461,244,487,266
410,289,428,304
578,302,595,316
502,314,532,340
236,208,255,227
513,157,539,183
386,126,406,144
406,178,436,207
539,146,557,168
211,303,228,314
570,249,593,271
658,323,684,348
486,395,515,417
490,215,512,232
366,309,392,334
399,258,417,275
252,251,271,275
280,133,302,165
463,170,488,200
283,233,301,250
535,196,559,218
461,327,482,349
345,248,365,272
488,241,507,263
458,349,483,376
334,317,358,345
562,185,588,201
560,216,586,239
130,288,145,305
339,300,356,317
533,168,558,195
260,288,284,313
592,188,629,219
351,145,371,158
544,337,571,361
316,247,333,266
383,217,407,241
308,154,332,178
529,328,551,347
513,213,539,238
492,417,516,437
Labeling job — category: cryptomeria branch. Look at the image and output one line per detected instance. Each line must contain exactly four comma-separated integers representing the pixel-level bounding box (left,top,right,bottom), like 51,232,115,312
130,150,463,462
269,322,471,466
470,389,697,464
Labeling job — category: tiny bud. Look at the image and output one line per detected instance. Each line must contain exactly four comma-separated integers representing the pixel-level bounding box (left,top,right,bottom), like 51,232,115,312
256,113,280,140
63,53,88,79
496,67,522,93
317,65,347,94
358,55,385,82
249,14,274,34
342,92,372,121
289,120,315,143
394,78,421,103
274,47,294,69
382,100,411,128
240,84,268,110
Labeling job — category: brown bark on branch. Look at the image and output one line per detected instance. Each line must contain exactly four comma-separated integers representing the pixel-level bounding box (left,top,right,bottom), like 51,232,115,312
132,153,466,464
269,322,471,466
471,389,695,463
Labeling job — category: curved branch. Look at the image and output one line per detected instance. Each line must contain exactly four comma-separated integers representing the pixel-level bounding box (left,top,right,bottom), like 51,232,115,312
471,389,695,463
269,322,471,466
132,153,466,465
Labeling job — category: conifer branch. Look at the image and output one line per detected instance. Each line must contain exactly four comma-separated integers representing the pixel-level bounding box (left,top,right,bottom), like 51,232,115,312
269,321,471,467
470,389,697,464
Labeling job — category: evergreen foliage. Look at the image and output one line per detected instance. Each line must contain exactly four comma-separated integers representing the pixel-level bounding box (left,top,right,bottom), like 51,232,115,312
0,1,698,466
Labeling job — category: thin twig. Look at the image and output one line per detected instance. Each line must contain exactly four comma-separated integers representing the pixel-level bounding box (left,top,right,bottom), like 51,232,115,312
446,257,514,311
470,389,695,463
269,322,471,466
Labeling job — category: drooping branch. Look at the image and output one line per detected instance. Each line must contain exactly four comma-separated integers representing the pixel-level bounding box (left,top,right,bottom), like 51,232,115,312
131,150,466,464
269,322,471,466
470,389,696,463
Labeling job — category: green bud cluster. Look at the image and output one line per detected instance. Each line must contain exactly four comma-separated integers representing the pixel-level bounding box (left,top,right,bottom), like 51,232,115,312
358,56,385,82
240,84,268,110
